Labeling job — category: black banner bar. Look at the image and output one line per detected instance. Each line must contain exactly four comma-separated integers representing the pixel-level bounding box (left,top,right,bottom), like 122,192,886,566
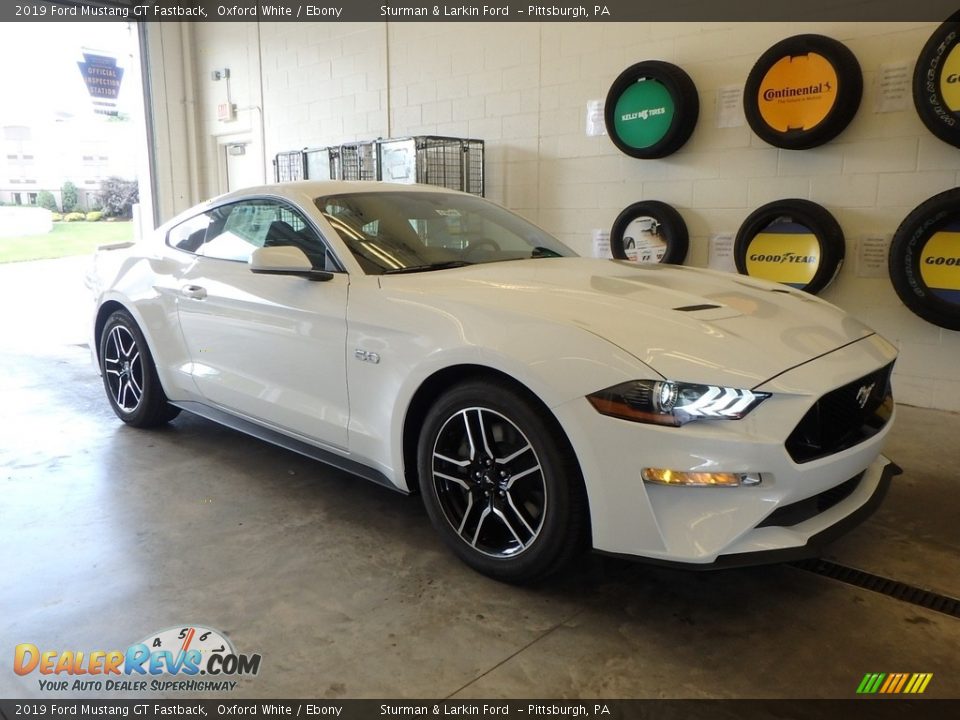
9,0,960,23
0,699,956,720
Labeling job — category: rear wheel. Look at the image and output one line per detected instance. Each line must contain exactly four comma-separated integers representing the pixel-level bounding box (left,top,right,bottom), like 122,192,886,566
99,310,180,428
418,379,588,583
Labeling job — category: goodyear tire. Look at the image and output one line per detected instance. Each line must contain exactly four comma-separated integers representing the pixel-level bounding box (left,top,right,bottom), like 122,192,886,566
604,61,699,159
610,201,688,264
889,188,960,330
744,35,862,150
734,199,845,295
913,15,960,149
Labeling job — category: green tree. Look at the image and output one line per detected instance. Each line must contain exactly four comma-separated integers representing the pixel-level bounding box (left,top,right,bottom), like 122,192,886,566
61,181,79,213
37,190,58,211
98,177,139,218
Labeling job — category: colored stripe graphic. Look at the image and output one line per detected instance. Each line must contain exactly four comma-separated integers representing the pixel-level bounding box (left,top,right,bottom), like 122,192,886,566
857,673,933,694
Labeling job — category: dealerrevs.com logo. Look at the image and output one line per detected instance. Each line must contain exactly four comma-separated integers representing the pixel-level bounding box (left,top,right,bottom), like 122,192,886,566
14,625,261,693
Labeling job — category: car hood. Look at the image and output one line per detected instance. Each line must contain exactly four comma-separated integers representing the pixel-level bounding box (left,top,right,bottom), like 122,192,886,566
381,257,875,388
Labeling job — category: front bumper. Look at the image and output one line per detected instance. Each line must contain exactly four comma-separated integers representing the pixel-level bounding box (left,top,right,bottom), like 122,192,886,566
552,334,899,565
602,457,901,569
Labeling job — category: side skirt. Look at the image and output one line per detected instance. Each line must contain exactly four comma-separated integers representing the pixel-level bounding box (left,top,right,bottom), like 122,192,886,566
171,401,409,495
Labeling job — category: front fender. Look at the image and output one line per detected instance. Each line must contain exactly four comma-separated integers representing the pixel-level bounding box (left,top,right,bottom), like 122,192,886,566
345,283,657,490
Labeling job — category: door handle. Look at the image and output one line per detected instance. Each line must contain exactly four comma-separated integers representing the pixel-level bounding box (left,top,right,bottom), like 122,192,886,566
180,284,207,300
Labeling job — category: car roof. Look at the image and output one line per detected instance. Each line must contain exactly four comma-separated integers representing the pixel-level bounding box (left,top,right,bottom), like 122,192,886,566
155,181,471,235
216,180,463,205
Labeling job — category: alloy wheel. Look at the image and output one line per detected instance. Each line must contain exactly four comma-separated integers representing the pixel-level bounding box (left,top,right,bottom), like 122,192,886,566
431,407,547,558
103,325,144,413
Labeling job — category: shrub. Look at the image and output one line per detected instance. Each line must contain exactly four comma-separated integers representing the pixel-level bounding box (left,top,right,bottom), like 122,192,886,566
63,212,86,222
51,212,63,222
37,190,58,211
61,181,79,213
98,177,139,218
85,211,103,222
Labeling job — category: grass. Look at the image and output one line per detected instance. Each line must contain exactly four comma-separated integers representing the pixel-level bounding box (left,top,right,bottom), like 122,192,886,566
0,221,134,263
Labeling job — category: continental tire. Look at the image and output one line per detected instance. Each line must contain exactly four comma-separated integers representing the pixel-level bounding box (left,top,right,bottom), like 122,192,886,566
913,15,960,149
889,188,960,330
744,35,862,150
604,61,699,159
734,199,845,295
610,200,688,264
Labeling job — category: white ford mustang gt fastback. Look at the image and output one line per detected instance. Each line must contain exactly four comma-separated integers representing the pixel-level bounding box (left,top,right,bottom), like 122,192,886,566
87,181,899,582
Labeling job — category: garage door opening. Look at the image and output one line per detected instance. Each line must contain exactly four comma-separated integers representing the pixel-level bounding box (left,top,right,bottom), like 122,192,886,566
0,20,150,265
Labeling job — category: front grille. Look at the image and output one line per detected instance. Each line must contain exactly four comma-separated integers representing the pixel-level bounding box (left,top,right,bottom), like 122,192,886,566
757,472,863,528
785,362,894,464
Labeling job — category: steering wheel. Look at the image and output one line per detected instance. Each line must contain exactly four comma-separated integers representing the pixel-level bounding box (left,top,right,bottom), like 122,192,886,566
463,238,501,259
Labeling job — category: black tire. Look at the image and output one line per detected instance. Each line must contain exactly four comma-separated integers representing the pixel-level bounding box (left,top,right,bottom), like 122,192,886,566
99,310,180,428
417,379,589,584
734,199,845,295
610,200,689,264
604,61,699,159
889,188,960,330
744,34,862,150
913,15,960,149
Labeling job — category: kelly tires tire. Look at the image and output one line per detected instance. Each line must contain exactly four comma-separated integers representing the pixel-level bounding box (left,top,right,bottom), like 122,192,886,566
889,188,960,330
604,61,699,159
734,199,845,295
99,310,181,428
417,379,589,584
610,200,689,264
744,34,862,150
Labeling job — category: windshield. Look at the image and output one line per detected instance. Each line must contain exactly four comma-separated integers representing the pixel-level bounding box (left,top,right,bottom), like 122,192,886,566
315,191,576,274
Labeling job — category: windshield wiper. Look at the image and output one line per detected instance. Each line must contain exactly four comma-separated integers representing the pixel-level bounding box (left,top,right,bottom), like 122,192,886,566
383,260,474,275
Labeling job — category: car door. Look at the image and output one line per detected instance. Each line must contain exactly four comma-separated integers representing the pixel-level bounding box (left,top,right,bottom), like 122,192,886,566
172,198,350,450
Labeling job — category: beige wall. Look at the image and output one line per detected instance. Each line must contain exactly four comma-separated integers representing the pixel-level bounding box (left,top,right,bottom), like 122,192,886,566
148,21,960,411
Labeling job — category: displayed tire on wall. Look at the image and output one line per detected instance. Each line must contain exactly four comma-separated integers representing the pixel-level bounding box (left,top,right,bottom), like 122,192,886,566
604,61,699,159
734,199,845,294
610,200,688,264
913,15,960,149
889,188,960,330
744,35,862,150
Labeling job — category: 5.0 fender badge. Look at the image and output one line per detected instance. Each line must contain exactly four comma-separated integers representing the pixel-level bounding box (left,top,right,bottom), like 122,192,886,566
354,349,381,364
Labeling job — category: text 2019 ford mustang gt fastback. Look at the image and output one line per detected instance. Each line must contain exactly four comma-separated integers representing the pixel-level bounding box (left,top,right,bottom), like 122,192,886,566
87,182,899,582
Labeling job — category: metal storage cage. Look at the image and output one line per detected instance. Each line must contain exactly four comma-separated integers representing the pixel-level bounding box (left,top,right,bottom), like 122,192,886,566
303,142,378,181
273,150,305,183
304,147,336,181
378,136,484,196
279,137,484,195
339,142,379,181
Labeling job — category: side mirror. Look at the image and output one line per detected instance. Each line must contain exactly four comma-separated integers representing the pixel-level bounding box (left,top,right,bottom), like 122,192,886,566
249,246,333,281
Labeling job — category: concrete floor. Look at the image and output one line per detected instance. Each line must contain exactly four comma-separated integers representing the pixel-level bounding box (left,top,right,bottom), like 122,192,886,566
2,257,959,699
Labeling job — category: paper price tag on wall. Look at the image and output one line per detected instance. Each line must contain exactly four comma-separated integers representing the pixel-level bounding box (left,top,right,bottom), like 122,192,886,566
716,85,745,128
708,233,737,272
586,100,607,137
592,229,612,258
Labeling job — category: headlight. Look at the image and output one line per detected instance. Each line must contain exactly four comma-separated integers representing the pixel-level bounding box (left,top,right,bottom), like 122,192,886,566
587,379,770,426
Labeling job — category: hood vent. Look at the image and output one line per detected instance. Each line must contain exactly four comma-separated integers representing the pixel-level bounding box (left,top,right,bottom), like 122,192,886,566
673,304,722,312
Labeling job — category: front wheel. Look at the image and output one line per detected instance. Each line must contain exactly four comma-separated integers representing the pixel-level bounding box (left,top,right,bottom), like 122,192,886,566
99,310,180,428
417,379,588,583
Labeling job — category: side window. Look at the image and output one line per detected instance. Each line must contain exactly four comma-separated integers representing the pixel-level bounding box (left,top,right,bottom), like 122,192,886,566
200,203,271,262
198,200,337,269
167,213,215,254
